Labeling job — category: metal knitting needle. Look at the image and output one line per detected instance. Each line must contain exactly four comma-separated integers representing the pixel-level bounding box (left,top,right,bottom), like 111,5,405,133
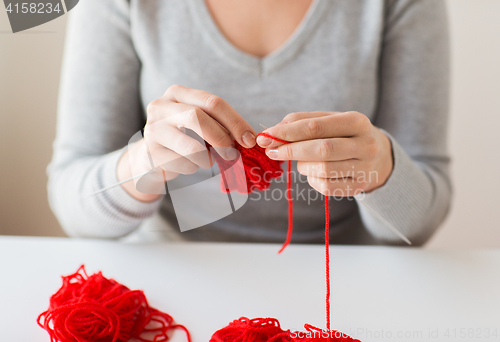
90,126,269,197
88,169,155,197
88,123,412,245
357,201,412,245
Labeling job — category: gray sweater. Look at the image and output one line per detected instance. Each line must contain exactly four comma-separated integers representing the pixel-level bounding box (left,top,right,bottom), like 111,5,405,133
48,0,451,246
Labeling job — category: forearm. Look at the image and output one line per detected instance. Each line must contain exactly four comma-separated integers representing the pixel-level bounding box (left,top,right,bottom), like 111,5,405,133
355,132,451,245
356,0,452,245
48,149,163,238
117,141,162,203
47,0,158,236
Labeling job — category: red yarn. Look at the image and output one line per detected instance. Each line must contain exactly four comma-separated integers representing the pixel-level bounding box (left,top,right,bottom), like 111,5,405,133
325,196,330,332
210,140,284,194
278,159,293,254
257,132,290,145
210,317,361,342
209,135,292,254
39,134,350,342
210,134,357,341
38,265,191,342
209,317,290,342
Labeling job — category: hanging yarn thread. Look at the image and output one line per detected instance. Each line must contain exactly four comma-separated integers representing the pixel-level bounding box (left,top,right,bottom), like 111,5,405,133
209,133,360,341
38,265,191,342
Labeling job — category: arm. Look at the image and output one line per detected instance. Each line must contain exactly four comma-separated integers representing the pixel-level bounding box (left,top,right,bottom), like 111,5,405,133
47,0,162,238
256,0,451,245
357,0,452,245
48,0,257,238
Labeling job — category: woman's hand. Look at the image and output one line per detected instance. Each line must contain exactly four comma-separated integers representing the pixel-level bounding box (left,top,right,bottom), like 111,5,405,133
118,85,257,201
256,111,393,197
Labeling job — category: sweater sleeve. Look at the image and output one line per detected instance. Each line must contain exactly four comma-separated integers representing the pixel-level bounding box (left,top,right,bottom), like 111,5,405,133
47,0,163,238
354,0,452,245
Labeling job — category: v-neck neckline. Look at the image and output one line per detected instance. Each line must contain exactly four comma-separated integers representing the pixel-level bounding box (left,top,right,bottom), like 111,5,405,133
187,0,330,76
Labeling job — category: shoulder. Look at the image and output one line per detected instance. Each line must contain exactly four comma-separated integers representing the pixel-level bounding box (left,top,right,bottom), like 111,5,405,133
382,0,448,34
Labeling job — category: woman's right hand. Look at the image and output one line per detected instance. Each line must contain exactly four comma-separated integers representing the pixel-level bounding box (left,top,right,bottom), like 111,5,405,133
117,85,257,202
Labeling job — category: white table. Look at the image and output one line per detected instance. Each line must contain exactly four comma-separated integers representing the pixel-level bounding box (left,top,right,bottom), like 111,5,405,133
0,236,499,341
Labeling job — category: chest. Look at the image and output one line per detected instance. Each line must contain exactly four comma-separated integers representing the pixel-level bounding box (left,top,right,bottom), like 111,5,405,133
204,0,314,58
132,0,385,126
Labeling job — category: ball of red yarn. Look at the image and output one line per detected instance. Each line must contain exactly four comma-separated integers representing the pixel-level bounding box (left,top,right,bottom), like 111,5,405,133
38,265,190,342
210,140,284,194
210,317,361,342
209,317,291,342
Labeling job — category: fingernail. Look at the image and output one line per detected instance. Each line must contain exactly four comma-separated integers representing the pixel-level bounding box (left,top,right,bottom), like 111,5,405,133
267,149,279,159
215,145,237,161
242,131,256,148
256,135,272,147
226,147,238,160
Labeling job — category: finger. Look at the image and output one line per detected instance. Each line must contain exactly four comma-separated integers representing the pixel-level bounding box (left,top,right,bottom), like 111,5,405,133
164,103,238,160
257,112,332,148
297,160,371,179
145,122,212,169
165,85,257,148
266,137,367,161
281,111,340,124
165,103,232,147
307,175,368,197
147,99,237,160
258,112,371,148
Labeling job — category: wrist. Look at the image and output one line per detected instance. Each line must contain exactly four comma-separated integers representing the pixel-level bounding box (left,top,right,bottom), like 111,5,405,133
117,142,162,203
368,128,394,192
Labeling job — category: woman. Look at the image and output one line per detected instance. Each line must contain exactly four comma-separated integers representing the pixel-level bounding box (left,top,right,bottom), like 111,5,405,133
48,0,451,246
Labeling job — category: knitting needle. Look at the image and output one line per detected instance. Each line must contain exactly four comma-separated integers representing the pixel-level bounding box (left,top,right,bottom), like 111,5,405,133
88,169,155,197
90,126,268,197
357,201,412,245
88,124,412,245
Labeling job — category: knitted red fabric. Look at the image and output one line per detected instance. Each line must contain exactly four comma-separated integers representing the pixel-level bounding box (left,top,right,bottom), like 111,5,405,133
209,317,361,342
210,140,284,194
210,135,293,253
38,265,191,342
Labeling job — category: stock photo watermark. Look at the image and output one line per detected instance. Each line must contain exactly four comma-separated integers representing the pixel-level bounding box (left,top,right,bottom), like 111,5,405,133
3,0,79,33
120,116,372,230
290,327,499,340
247,167,372,204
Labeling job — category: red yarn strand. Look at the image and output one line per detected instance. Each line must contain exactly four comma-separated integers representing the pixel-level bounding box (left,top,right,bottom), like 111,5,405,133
325,196,331,332
257,132,290,145
222,133,341,339
213,133,335,332
278,159,293,254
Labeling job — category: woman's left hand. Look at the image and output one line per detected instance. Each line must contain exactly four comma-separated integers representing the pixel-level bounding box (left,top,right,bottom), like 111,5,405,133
256,111,394,196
